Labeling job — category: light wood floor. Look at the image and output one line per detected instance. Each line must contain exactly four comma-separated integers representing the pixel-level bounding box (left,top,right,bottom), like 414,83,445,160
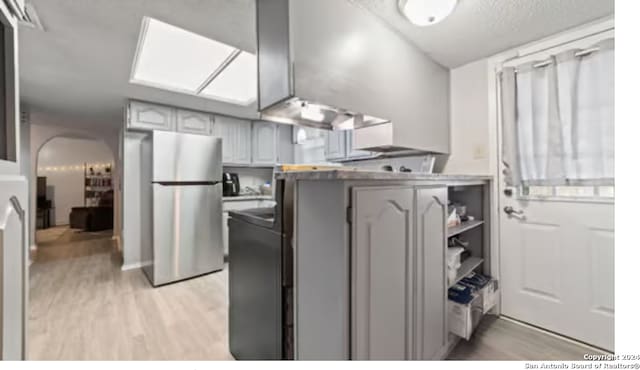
447,315,604,360
29,227,233,360
29,226,602,361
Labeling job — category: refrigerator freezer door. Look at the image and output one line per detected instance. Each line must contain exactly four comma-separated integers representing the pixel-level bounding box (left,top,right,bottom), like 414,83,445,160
152,131,222,182
152,183,223,285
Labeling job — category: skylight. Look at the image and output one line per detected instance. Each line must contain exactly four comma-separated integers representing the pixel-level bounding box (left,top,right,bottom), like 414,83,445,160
130,17,257,106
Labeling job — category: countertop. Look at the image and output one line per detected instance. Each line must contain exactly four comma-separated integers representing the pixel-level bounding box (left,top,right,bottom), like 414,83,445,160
274,169,492,182
223,195,274,202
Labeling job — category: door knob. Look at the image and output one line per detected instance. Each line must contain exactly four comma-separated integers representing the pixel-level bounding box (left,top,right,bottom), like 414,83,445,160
503,206,524,216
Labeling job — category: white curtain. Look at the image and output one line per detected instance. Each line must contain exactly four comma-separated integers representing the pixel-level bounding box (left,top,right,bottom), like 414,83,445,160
502,39,614,186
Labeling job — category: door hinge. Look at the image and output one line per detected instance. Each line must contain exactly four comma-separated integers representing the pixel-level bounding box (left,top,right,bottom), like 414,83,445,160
346,206,352,224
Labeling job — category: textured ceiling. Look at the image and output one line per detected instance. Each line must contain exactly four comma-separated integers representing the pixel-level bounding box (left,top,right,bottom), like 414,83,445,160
20,0,257,131
20,0,614,131
355,0,614,67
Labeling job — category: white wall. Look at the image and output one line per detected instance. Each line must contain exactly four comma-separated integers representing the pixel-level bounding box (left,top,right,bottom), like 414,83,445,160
37,137,113,225
443,59,492,175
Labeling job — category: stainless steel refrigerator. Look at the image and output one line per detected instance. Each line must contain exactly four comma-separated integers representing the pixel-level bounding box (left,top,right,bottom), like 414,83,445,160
140,131,224,286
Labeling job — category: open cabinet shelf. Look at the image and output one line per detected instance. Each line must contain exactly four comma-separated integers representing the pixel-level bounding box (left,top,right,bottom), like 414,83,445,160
447,220,484,238
449,256,484,288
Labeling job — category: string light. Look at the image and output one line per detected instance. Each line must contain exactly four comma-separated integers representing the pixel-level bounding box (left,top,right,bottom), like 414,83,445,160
37,162,114,173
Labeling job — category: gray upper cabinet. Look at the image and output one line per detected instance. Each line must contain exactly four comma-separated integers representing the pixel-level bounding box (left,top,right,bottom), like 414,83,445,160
352,186,415,360
252,121,278,165
176,109,213,135
325,130,347,161
234,120,252,164
128,101,175,131
415,187,448,360
325,130,373,162
213,117,236,163
213,116,252,165
346,131,372,160
277,124,294,164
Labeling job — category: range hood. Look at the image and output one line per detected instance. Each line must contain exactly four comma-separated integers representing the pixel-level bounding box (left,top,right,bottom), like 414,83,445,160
256,0,451,154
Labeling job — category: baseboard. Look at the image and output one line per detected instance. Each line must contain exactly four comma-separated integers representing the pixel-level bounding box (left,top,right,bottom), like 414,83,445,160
121,262,143,271
499,316,612,354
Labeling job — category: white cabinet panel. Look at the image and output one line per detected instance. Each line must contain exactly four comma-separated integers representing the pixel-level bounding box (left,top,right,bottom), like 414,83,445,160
128,101,175,131
252,121,278,165
176,109,213,135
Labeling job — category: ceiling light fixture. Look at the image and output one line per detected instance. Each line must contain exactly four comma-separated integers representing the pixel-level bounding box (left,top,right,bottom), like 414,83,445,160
398,0,458,26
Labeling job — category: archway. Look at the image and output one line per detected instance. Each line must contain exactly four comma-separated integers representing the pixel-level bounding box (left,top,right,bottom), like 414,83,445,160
32,134,117,259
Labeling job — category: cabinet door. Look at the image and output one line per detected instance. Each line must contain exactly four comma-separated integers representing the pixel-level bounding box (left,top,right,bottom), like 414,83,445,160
234,120,252,165
352,187,415,360
346,131,372,159
177,109,213,135
128,101,175,131
415,187,447,360
325,130,347,160
277,124,294,164
252,121,278,165
212,116,235,164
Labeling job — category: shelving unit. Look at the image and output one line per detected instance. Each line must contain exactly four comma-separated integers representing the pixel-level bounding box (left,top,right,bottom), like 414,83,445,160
447,220,484,238
84,163,113,207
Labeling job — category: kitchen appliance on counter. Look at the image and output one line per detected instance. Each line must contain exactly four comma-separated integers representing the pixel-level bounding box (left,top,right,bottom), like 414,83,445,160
223,172,240,196
140,131,224,286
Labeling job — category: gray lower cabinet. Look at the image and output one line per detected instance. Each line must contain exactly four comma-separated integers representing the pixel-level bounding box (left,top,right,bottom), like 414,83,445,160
252,121,278,165
128,101,176,131
352,186,415,360
176,109,213,135
351,185,447,360
415,187,448,360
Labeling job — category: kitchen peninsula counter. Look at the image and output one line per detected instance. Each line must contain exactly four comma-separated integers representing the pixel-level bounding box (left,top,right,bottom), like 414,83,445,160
274,168,491,182
277,169,494,360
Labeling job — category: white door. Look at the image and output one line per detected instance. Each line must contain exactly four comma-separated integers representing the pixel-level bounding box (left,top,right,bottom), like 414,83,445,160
0,2,28,360
498,29,615,351
499,192,614,350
